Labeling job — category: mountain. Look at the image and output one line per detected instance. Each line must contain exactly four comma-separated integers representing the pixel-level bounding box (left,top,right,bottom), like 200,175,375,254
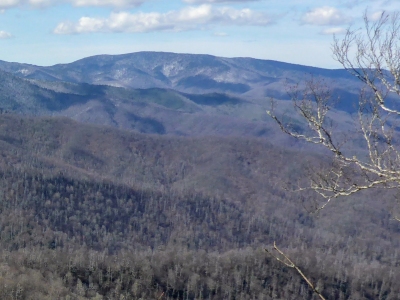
0,68,281,137
0,52,367,143
0,52,397,298
0,51,363,110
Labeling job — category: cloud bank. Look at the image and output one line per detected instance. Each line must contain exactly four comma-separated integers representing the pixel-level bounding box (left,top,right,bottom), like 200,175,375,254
183,0,259,3
0,0,145,8
54,4,274,34
320,27,346,35
302,6,351,26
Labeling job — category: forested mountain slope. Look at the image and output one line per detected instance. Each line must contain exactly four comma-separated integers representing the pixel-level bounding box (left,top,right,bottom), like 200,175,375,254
0,62,362,147
0,51,363,111
0,67,278,137
0,114,397,299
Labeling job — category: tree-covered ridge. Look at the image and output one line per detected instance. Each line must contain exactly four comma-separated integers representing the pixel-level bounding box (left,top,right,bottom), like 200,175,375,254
0,114,397,298
0,169,399,299
0,170,268,252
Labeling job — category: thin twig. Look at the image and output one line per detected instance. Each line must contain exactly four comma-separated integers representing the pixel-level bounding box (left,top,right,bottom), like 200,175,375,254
265,242,326,300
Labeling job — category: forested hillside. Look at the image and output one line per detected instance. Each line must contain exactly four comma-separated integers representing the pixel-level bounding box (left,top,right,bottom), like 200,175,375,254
0,114,397,299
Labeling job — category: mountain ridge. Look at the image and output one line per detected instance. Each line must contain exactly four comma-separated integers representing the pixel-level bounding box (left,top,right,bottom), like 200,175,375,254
0,51,365,141
0,51,361,100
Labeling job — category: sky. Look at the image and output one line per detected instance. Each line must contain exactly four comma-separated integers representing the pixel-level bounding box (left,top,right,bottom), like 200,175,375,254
0,0,398,68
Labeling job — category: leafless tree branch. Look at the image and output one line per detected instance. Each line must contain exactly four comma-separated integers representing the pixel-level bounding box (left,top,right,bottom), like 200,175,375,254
265,242,326,300
268,11,400,212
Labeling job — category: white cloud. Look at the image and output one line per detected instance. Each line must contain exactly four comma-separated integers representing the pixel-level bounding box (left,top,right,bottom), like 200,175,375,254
369,10,385,21
0,30,12,39
53,4,274,34
320,27,346,35
302,6,350,26
213,31,228,36
0,0,20,9
183,0,258,3
71,0,144,7
0,0,144,8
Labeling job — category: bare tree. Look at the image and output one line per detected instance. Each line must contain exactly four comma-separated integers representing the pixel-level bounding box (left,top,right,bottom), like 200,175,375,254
266,11,400,299
268,11,400,212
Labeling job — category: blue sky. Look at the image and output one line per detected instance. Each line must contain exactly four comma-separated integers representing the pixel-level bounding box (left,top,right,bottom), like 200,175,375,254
0,0,398,68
